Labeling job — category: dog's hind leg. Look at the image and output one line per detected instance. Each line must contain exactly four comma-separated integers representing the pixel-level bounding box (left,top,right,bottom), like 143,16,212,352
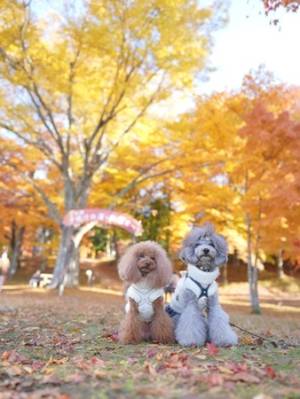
175,290,207,347
118,298,144,344
207,293,238,347
150,297,175,344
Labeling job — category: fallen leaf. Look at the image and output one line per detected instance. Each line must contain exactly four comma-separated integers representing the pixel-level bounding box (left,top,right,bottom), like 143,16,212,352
227,362,248,373
2,350,27,364
240,335,256,345
65,373,85,384
41,374,63,385
23,326,40,332
6,365,23,376
146,348,157,358
207,343,219,356
194,354,207,360
102,331,118,342
32,360,46,371
228,371,260,384
206,372,224,386
1,351,10,361
144,362,157,376
90,356,105,367
217,365,234,375
136,386,167,396
94,369,107,379
162,353,189,369
264,366,276,379
23,365,33,374
50,357,68,365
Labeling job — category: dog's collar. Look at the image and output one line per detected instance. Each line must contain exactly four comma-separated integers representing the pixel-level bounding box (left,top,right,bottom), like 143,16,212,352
187,264,219,285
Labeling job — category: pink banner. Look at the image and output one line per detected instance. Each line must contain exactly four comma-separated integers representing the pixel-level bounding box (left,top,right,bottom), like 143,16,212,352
63,208,143,236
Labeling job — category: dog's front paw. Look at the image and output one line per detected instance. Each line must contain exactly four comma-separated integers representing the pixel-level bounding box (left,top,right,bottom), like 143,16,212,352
176,331,206,347
209,329,238,347
208,317,238,347
175,303,208,347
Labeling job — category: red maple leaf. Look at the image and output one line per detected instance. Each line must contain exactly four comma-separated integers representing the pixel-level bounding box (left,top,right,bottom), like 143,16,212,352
265,366,276,379
207,343,219,356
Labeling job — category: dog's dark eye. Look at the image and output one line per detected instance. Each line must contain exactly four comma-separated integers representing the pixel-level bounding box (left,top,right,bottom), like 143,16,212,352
138,254,145,259
151,256,155,261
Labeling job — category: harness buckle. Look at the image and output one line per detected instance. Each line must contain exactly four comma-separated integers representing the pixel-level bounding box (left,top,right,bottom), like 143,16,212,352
186,273,211,299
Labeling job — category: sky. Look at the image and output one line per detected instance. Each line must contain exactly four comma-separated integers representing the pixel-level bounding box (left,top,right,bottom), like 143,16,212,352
148,0,300,117
199,0,300,94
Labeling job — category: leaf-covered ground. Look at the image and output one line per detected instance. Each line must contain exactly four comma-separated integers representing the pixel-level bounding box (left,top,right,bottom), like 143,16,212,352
0,288,300,399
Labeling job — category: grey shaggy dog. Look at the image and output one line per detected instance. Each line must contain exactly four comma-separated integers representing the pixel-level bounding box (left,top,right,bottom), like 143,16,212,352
167,223,238,347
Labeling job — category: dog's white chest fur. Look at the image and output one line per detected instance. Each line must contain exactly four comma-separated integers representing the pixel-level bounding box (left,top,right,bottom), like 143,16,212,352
170,265,219,314
125,282,164,322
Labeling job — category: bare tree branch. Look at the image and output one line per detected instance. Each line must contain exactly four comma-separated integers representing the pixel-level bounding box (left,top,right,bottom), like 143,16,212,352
109,168,176,210
4,162,61,225
16,11,66,157
96,71,166,168
0,122,63,172
85,13,152,168
66,45,81,155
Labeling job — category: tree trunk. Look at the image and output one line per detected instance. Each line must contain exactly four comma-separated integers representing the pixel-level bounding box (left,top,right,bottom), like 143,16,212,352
63,248,80,287
248,265,260,314
51,179,91,289
277,249,284,279
36,227,51,272
222,262,228,285
112,229,119,262
165,192,171,253
51,225,79,288
9,221,25,277
106,232,116,258
246,215,261,314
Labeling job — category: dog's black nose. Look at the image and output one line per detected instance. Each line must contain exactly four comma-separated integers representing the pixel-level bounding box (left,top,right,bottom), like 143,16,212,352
203,248,210,255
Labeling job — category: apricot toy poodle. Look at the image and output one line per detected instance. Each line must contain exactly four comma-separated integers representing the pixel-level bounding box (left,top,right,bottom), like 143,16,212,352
118,241,174,344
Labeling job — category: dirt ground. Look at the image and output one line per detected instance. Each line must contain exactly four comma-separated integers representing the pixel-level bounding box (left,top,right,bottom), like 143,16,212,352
0,284,300,399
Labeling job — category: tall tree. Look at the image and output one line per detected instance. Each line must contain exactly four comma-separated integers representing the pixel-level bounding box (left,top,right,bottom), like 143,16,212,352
0,0,217,287
167,74,300,313
0,136,56,275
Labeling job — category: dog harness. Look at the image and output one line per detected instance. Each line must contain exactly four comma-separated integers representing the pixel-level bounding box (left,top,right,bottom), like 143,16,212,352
167,265,219,317
125,282,164,322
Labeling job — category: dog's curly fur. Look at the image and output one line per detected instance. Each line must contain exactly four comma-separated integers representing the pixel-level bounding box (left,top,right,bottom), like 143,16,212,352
118,241,174,344
171,223,238,347
179,223,228,270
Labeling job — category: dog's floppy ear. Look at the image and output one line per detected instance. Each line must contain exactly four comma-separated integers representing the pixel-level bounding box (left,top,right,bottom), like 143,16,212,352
179,247,187,263
179,246,198,265
118,244,140,283
151,242,173,287
179,227,201,265
211,233,228,266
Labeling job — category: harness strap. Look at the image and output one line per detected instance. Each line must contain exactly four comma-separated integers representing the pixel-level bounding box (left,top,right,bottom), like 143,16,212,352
165,304,180,318
186,274,212,299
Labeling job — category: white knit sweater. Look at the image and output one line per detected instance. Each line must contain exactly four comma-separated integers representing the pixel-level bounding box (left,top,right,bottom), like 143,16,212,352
169,265,219,314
